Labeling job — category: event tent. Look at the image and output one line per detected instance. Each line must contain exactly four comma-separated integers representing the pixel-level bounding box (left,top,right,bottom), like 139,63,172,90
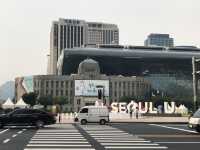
15,98,28,108
2,98,14,109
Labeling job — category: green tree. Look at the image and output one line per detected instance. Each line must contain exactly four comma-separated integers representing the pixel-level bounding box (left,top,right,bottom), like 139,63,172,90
53,96,69,113
37,96,53,109
22,92,38,107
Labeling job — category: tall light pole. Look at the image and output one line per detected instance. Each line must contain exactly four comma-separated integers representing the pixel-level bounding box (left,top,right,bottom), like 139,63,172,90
192,57,200,111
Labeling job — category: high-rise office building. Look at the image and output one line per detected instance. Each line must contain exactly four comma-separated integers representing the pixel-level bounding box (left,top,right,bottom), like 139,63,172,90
49,18,119,75
144,33,174,47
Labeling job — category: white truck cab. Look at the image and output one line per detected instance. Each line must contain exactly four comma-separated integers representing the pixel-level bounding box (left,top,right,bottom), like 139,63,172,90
76,106,109,125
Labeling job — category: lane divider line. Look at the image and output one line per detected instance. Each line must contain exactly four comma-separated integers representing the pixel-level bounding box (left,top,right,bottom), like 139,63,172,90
156,142,200,144
3,138,10,144
149,124,198,133
12,134,17,138
0,129,9,134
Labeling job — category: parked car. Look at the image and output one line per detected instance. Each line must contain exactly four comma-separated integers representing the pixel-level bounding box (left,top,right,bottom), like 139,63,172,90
76,106,109,125
188,108,200,132
0,108,56,128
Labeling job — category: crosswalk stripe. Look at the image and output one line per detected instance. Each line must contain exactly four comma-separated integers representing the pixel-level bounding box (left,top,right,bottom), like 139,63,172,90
33,135,84,137
97,140,151,143
93,137,145,140
31,139,87,141
105,146,168,149
29,141,89,144
80,124,168,149
27,144,92,147
24,148,95,150
101,143,159,146
36,133,81,135
25,125,94,150
32,137,85,139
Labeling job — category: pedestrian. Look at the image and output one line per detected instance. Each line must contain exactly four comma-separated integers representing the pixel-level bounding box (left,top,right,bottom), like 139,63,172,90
58,113,61,123
130,105,133,119
135,107,139,119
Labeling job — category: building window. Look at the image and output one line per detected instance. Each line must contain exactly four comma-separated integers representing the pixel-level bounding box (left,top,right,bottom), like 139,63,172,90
60,90,63,96
77,99,81,105
65,90,68,96
56,90,58,96
46,81,49,88
61,81,64,88
65,81,68,87
56,81,59,88
51,81,54,88
71,81,73,88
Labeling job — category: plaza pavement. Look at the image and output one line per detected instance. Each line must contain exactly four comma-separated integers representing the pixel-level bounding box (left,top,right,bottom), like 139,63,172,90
55,113,189,124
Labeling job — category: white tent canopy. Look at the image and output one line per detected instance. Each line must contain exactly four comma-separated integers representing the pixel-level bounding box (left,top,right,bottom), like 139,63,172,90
15,98,28,108
2,98,14,109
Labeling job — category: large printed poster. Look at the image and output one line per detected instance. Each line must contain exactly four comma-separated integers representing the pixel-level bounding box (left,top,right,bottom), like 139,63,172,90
75,80,109,96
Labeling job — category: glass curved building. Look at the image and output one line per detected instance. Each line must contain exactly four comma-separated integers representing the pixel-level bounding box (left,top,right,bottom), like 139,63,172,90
58,46,200,99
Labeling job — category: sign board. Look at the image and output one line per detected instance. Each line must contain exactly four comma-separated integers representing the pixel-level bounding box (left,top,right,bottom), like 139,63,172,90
75,80,109,96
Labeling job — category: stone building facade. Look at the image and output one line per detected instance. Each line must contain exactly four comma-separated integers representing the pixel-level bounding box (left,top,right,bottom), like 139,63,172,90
16,59,151,112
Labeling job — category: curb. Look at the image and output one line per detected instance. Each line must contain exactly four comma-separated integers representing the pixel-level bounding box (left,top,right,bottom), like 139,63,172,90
109,121,188,124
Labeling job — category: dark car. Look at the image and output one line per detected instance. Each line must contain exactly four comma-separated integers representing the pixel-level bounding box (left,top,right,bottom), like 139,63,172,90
0,108,56,128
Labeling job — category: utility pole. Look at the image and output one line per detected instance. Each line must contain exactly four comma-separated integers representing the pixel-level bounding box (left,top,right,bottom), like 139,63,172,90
192,57,200,111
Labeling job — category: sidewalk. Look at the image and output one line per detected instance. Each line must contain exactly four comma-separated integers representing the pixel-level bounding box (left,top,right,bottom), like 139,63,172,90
110,116,189,124
55,115,189,124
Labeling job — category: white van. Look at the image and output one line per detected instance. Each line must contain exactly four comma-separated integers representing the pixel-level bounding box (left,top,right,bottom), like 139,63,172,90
188,108,200,132
76,106,109,125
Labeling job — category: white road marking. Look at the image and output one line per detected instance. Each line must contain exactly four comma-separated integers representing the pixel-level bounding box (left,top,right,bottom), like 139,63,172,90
88,131,126,133
12,134,17,138
31,139,87,141
102,143,159,146
90,133,130,135
33,135,83,137
0,129,9,134
95,137,145,140
24,148,95,150
98,140,151,143
36,133,81,135
156,142,200,144
32,137,85,139
17,130,23,134
105,146,168,149
29,141,88,144
3,138,10,143
27,144,91,147
149,124,198,133
37,130,78,132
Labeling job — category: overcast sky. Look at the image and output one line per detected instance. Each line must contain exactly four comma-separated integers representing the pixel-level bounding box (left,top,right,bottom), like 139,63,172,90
0,0,200,85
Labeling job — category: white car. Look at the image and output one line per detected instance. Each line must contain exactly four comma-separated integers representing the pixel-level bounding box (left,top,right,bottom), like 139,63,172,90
188,108,200,132
76,106,109,125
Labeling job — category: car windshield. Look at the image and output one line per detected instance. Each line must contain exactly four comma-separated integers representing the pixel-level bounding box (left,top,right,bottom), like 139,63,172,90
193,109,200,118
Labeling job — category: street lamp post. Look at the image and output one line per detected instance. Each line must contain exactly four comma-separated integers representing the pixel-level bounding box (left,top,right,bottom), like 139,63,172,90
192,57,200,111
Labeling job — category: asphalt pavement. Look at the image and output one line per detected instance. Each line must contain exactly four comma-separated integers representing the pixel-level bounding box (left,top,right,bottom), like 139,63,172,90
0,123,199,150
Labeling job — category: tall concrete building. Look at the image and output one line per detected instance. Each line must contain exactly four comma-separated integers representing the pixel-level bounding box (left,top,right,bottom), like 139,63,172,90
144,33,174,47
49,18,119,75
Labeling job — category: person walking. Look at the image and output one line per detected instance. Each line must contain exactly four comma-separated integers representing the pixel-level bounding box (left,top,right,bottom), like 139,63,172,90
135,106,139,119
130,105,133,119
58,113,61,123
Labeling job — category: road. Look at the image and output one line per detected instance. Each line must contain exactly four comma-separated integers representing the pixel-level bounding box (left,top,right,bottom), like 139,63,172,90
0,123,199,150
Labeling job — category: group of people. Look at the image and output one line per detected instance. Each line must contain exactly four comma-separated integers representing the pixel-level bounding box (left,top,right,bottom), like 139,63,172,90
129,106,139,119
